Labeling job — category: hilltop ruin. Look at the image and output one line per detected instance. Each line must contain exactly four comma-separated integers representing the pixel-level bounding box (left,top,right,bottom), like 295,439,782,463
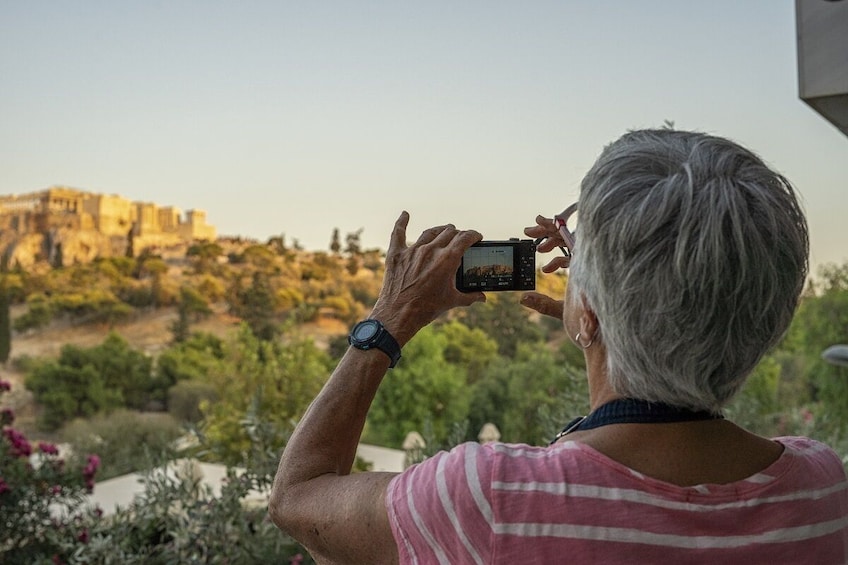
0,186,216,268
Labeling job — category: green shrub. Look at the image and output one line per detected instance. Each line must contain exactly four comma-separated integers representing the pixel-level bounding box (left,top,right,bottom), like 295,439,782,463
25,333,156,430
168,380,219,424
61,410,183,480
13,294,53,332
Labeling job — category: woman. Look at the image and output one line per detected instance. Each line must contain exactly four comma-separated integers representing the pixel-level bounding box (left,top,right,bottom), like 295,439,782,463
270,129,848,563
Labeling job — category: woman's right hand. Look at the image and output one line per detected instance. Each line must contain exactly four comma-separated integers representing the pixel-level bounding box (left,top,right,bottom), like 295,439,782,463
524,214,572,273
520,214,571,321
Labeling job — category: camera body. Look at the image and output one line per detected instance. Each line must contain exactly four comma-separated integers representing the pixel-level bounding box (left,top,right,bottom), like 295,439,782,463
456,239,536,292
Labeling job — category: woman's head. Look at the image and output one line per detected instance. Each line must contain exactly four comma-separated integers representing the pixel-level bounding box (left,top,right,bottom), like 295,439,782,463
568,129,808,411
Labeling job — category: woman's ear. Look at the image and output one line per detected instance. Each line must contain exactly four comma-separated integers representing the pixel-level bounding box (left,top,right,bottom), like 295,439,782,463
578,294,600,341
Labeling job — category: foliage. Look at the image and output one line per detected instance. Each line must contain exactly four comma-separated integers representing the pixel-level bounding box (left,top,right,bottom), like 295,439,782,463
168,380,219,424
330,227,341,254
75,461,310,564
231,271,279,341
157,332,226,385
366,326,471,448
61,410,183,481
460,294,544,357
186,241,223,274
0,276,10,363
1,380,103,563
52,289,134,325
170,286,213,343
25,333,155,430
437,320,498,384
3,377,310,563
240,244,278,270
198,325,331,465
782,262,848,435
14,293,54,332
724,355,783,436
193,273,227,303
469,342,588,445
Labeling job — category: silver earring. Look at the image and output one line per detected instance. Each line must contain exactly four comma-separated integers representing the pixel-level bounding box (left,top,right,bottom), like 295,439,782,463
575,331,594,349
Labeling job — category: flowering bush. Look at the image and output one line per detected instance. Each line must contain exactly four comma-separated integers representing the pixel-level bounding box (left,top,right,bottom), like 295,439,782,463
73,462,312,564
2,379,312,563
0,379,102,563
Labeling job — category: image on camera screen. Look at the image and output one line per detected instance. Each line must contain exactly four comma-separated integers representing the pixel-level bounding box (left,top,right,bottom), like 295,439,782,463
461,245,514,289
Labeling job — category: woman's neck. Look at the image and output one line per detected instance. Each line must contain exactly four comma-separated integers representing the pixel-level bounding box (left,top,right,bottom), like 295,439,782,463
584,342,619,410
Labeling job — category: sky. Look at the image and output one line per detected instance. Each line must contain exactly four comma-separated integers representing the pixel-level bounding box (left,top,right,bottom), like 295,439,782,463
1,1,846,273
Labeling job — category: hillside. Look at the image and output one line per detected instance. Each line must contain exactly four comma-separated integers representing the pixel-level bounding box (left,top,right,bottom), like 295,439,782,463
0,237,381,431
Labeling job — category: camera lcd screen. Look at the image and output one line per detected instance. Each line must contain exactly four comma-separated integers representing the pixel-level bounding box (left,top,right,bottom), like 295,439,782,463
459,245,515,290
456,239,535,292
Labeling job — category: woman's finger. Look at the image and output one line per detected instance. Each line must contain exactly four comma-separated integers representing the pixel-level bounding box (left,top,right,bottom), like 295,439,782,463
541,256,570,273
429,224,459,247
387,211,410,258
414,224,453,247
520,292,565,320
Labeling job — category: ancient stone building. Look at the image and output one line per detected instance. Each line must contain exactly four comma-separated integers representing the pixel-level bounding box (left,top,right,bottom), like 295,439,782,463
0,186,217,267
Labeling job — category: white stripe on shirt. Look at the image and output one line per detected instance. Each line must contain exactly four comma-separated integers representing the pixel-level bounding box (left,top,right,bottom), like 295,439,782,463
494,514,848,548
436,453,484,564
491,478,848,512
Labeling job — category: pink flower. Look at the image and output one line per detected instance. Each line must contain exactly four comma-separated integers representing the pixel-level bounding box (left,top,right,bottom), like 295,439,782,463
78,528,89,544
50,485,62,496
0,380,10,392
289,554,304,565
3,428,32,457
39,441,59,456
0,477,9,495
83,454,101,476
82,454,100,491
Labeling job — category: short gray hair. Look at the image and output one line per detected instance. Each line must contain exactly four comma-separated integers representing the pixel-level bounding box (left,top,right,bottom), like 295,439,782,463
569,129,808,411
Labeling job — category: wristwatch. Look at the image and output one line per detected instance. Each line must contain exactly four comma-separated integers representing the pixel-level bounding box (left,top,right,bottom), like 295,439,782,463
348,319,402,368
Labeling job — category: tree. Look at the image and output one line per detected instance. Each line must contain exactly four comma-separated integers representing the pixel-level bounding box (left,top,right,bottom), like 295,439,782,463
782,262,848,434
437,320,498,384
724,355,782,436
366,326,470,448
187,241,224,274
0,275,11,364
344,229,364,275
268,234,287,255
199,325,331,465
25,333,155,429
158,332,226,386
460,294,544,357
51,242,63,269
468,343,588,445
237,271,278,341
330,228,341,254
344,228,363,256
170,286,213,343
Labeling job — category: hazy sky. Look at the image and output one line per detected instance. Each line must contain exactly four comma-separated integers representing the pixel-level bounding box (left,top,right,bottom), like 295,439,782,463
2,1,846,272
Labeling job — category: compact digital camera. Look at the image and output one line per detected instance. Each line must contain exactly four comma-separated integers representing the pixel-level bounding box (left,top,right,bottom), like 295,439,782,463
456,239,536,292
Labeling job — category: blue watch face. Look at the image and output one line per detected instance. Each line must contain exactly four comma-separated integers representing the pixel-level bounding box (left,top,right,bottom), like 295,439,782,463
352,320,380,342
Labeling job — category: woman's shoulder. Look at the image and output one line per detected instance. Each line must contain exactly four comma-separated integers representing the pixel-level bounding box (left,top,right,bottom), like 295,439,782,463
773,436,847,478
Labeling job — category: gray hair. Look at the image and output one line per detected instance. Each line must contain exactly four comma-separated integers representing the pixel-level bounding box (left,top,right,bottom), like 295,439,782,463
569,129,808,411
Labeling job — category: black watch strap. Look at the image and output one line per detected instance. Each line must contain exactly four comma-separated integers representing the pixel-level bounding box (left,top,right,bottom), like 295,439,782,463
348,319,402,368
